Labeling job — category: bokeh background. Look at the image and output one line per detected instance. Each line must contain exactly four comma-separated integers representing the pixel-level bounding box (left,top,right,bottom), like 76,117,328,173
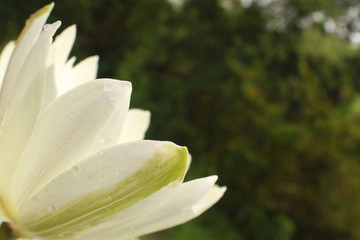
2,0,360,239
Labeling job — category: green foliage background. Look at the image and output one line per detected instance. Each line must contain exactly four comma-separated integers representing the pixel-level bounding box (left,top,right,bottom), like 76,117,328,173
2,0,360,239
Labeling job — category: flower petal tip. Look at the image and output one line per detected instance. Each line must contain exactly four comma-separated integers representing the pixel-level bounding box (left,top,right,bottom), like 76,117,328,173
33,3,55,18
26,3,55,28
208,175,219,184
43,21,61,36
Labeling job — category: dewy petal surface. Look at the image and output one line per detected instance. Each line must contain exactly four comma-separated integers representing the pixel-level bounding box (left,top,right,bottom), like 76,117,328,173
0,3,53,126
0,21,61,199
74,176,221,240
95,177,225,240
16,141,188,239
10,79,131,209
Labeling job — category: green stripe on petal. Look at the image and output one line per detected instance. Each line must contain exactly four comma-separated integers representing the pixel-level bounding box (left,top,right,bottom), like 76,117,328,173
20,143,188,239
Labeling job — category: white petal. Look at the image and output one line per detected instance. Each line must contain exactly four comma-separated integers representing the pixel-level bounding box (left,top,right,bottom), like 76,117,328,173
41,64,57,110
54,57,76,96
72,56,99,84
0,3,53,126
191,185,226,214
10,79,131,208
56,56,99,96
47,25,76,68
89,177,224,240
8,21,61,112
118,109,150,143
16,141,189,240
130,185,226,238
0,21,60,199
0,41,15,90
186,153,192,173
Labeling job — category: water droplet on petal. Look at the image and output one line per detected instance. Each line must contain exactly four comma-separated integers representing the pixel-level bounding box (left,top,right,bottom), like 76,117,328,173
43,24,52,31
49,204,58,213
72,165,81,173
69,111,74,117
43,21,61,33
98,150,106,156
103,82,113,92
115,168,122,177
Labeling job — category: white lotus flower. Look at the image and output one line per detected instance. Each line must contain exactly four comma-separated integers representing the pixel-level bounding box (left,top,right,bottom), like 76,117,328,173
0,3,225,240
